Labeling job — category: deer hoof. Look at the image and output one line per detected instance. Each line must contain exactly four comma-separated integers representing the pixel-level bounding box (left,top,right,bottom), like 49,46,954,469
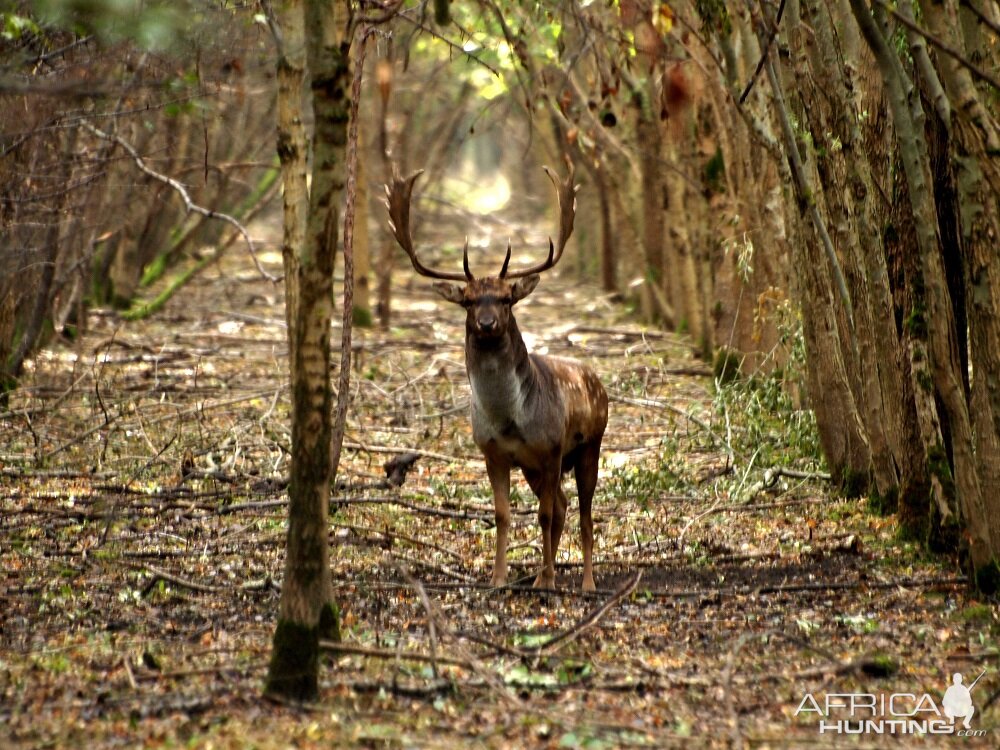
532,574,556,590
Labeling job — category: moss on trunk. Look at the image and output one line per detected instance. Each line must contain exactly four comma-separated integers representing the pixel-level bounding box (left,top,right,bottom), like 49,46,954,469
265,619,320,702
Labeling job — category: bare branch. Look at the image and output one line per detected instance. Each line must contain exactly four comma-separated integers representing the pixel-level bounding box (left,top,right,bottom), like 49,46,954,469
874,0,1000,92
81,122,276,282
739,0,787,104
524,571,642,655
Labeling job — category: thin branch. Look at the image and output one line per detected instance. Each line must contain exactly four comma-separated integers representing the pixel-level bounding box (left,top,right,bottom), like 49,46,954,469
393,563,521,707
80,122,276,282
759,49,859,357
136,563,220,595
259,0,284,55
524,571,642,656
962,0,1000,37
34,34,94,64
331,26,373,482
739,0,788,104
392,8,501,77
0,78,168,97
608,392,727,450
320,640,475,669
343,439,472,463
873,0,1000,92
379,574,969,600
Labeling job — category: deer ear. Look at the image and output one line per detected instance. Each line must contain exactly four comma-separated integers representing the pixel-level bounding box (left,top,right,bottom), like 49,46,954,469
433,282,466,305
510,274,540,303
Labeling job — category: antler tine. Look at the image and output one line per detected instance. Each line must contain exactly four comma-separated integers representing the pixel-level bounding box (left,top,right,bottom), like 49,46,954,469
498,239,512,278
462,237,474,280
384,168,469,282
503,163,578,279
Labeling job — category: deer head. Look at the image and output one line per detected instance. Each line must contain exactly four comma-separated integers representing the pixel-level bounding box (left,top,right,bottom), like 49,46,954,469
384,165,578,345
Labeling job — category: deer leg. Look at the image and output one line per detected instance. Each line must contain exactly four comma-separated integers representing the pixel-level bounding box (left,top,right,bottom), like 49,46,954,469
550,485,568,568
575,441,601,592
524,464,560,589
485,455,511,587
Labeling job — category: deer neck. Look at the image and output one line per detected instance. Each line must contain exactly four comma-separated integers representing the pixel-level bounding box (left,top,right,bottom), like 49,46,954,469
466,317,535,424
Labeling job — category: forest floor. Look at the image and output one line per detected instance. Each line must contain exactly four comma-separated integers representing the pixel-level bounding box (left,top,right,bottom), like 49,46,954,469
1,209,998,749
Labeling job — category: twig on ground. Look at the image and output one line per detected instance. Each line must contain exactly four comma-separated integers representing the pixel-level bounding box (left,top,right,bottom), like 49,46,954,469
337,495,495,520
122,655,138,690
320,641,475,670
343,440,472,464
376,574,967,601
133,563,272,596
137,563,221,595
392,551,477,584
389,564,523,708
524,570,642,656
333,521,465,561
396,562,441,678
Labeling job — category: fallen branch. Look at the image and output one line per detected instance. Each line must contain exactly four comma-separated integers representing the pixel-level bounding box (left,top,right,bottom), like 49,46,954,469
332,521,465,561
137,563,220,596
336,495,496,520
393,563,522,708
320,641,475,670
133,563,273,596
524,570,642,656
343,440,473,464
391,551,477,584
396,563,441,679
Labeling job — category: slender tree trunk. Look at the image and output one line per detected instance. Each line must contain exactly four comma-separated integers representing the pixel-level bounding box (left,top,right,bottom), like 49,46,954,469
635,82,666,324
352,125,372,326
266,0,351,702
593,161,616,293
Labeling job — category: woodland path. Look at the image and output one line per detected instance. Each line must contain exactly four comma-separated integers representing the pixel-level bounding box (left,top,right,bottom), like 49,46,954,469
0,210,995,749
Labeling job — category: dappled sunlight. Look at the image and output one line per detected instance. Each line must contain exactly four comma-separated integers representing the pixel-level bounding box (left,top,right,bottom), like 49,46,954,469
442,169,511,216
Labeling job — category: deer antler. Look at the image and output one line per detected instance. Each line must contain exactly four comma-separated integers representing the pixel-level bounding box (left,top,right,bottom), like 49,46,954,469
500,163,578,279
385,168,472,281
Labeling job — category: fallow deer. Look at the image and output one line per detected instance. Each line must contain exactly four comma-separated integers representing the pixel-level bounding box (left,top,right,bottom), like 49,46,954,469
385,165,608,591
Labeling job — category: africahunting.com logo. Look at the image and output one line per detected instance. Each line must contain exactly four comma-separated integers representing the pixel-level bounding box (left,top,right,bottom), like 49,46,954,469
795,669,988,737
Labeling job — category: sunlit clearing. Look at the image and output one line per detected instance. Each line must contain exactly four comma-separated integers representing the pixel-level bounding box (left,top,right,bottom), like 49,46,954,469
443,170,511,214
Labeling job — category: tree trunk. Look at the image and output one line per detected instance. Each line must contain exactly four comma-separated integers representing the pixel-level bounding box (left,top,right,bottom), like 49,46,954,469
759,19,871,491
593,161,616,293
635,82,665,324
266,0,350,703
850,0,997,585
352,125,372,327
795,0,906,501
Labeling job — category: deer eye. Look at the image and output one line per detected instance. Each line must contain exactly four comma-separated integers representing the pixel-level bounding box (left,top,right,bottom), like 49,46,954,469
500,296,513,305
460,299,474,309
